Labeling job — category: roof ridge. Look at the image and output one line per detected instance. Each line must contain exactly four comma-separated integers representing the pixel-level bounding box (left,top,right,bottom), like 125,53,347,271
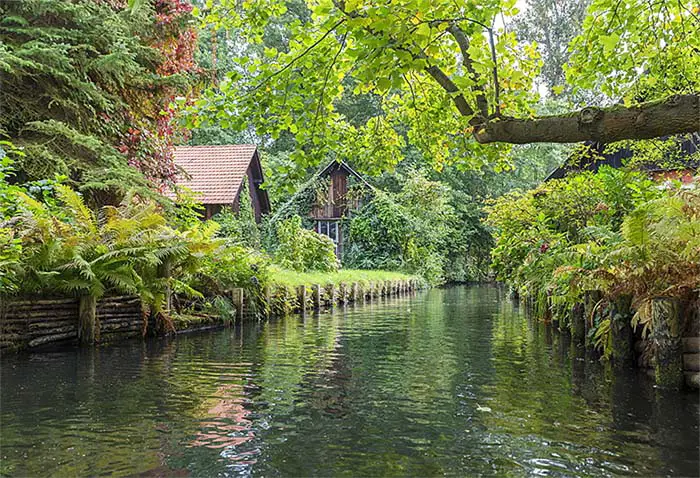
174,144,257,148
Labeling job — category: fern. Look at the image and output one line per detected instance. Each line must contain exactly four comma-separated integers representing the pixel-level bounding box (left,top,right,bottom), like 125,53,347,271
593,318,612,359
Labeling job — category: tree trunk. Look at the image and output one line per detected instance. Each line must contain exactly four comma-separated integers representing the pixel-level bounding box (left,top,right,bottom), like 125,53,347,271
610,296,634,365
78,295,97,345
651,297,684,389
472,94,699,144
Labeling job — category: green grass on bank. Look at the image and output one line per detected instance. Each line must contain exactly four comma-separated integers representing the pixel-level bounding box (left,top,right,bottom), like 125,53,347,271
268,267,422,289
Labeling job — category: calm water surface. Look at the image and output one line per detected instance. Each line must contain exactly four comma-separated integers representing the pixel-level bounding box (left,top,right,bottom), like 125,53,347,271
1,286,698,477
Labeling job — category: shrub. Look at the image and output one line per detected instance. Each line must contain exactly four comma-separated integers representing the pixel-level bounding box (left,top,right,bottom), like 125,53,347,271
486,166,700,356
345,172,453,284
273,215,338,272
211,178,260,248
2,174,269,331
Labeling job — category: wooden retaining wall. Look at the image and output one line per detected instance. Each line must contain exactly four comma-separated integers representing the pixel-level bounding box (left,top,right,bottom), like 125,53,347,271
0,296,143,352
634,304,700,389
634,337,700,389
538,292,700,391
1,279,422,352
231,279,421,320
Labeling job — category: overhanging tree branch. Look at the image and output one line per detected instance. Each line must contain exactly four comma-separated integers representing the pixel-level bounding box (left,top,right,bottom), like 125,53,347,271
323,3,699,145
446,23,489,119
423,62,475,118
487,27,501,117
473,94,700,144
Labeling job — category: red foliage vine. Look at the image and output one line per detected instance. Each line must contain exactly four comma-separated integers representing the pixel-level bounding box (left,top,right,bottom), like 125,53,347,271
115,0,199,191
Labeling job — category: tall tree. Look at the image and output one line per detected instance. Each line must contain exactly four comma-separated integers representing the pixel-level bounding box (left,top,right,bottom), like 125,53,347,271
513,0,589,96
189,0,698,172
0,0,199,203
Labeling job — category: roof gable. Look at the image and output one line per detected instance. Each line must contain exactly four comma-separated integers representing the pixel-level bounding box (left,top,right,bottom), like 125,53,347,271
318,160,372,188
171,144,259,204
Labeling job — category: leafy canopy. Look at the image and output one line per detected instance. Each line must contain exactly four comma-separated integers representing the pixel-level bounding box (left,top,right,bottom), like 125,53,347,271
188,0,699,172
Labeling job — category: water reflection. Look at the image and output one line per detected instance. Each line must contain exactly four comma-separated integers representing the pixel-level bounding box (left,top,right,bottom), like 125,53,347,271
1,286,698,477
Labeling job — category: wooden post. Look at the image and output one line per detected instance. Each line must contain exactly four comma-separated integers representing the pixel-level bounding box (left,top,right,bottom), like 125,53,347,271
351,283,358,303
571,302,585,346
312,284,321,309
584,291,602,349
652,297,683,389
78,295,97,345
329,284,336,307
610,296,634,365
367,282,373,301
232,288,244,321
297,285,307,314
339,283,347,304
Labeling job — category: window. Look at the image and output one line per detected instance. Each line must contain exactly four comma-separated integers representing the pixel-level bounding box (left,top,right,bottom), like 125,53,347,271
317,220,339,243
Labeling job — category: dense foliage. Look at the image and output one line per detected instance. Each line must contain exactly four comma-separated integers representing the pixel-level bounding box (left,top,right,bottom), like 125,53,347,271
345,173,453,284
487,167,700,353
212,178,261,248
0,0,198,203
190,0,698,171
2,0,697,347
272,215,339,273
0,156,266,327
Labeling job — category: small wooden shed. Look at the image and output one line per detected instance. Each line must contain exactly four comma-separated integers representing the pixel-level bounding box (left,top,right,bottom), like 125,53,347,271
309,160,371,256
170,144,271,221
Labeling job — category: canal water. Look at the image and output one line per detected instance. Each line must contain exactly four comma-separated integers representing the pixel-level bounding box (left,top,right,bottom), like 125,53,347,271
1,286,698,477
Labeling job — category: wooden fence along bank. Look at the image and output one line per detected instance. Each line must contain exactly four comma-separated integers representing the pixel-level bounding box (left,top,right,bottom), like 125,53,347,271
0,279,421,353
526,293,700,391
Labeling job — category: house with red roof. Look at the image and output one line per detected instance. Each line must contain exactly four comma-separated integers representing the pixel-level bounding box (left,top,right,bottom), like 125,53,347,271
170,144,271,221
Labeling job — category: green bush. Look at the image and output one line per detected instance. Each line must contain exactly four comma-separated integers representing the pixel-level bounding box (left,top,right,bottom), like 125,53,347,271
345,172,453,284
273,215,339,272
486,166,700,356
211,178,261,248
1,166,269,330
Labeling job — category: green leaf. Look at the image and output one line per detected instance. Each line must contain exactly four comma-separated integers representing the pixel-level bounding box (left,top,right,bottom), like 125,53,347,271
416,23,431,38
599,33,619,54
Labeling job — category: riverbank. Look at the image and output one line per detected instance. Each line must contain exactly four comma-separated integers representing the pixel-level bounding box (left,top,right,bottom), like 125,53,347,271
519,292,700,391
0,270,424,352
174,269,424,330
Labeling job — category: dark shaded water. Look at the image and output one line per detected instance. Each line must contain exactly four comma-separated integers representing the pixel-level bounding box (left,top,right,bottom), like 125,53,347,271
1,286,698,477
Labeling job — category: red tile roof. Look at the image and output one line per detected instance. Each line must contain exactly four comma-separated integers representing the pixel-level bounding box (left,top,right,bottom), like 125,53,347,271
170,145,258,204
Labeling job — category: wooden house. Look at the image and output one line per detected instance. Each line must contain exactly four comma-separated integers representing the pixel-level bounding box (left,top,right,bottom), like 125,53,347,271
309,160,372,256
546,134,699,182
170,145,271,221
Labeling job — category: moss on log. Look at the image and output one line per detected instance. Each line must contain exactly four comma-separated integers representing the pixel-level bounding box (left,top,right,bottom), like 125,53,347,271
78,295,97,345
651,298,684,389
610,296,634,365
